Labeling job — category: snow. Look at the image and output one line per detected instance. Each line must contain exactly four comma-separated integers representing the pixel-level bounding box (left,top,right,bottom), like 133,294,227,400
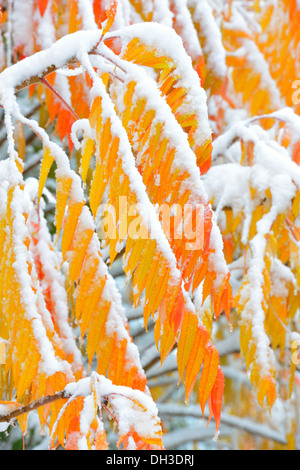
151,0,174,27
0,403,18,418
188,0,226,80
0,17,215,299
27,187,83,373
6,77,148,383
80,51,182,280
0,422,10,433
70,119,93,150
113,0,132,29
91,373,162,440
246,217,277,375
99,43,211,198
270,259,297,298
118,0,131,27
240,40,282,109
0,163,74,380
53,74,72,107
222,2,282,111
62,372,162,449
170,0,203,61
207,218,229,287
64,377,92,398
76,0,98,31
105,22,211,148
11,0,35,59
35,3,56,50
203,108,300,379
10,186,72,378
0,30,102,92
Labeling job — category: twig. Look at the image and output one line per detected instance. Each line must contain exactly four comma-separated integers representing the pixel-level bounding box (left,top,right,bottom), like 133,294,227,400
270,301,292,337
286,217,300,244
246,115,286,127
158,404,288,446
40,77,79,121
101,402,119,426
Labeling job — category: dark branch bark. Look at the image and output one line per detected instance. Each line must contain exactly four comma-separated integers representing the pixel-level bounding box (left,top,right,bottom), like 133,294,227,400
15,64,65,94
0,390,70,423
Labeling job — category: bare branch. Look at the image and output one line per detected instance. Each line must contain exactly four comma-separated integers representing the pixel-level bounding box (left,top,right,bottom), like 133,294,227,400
0,390,70,424
158,404,288,446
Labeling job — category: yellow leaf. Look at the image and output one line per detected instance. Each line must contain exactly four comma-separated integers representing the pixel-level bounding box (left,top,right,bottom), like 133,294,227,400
80,138,95,183
38,147,55,202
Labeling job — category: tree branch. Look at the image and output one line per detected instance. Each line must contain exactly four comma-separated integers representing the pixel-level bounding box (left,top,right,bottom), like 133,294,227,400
0,32,127,97
0,390,70,424
158,404,288,446
0,30,103,96
162,423,229,449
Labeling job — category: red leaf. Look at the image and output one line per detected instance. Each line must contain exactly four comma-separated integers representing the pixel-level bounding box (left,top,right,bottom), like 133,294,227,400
38,0,49,16
56,108,74,142
198,342,219,415
169,291,185,336
208,366,224,432
184,325,210,403
93,0,107,27
292,140,300,165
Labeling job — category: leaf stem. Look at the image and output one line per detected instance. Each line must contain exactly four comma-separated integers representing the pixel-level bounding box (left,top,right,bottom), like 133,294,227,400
40,77,79,121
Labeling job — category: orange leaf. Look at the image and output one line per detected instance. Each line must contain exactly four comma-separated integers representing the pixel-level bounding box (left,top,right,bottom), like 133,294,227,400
61,199,85,256
102,0,118,37
184,325,210,403
292,140,300,165
198,343,219,415
177,309,198,381
212,273,232,321
168,291,185,336
158,318,176,365
38,0,49,16
257,375,277,408
56,108,74,143
93,0,107,27
95,430,109,450
65,432,81,450
208,366,224,432
220,278,233,321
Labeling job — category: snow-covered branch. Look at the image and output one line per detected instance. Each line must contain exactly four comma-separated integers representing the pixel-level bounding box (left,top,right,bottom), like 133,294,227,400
0,30,102,94
160,403,287,447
